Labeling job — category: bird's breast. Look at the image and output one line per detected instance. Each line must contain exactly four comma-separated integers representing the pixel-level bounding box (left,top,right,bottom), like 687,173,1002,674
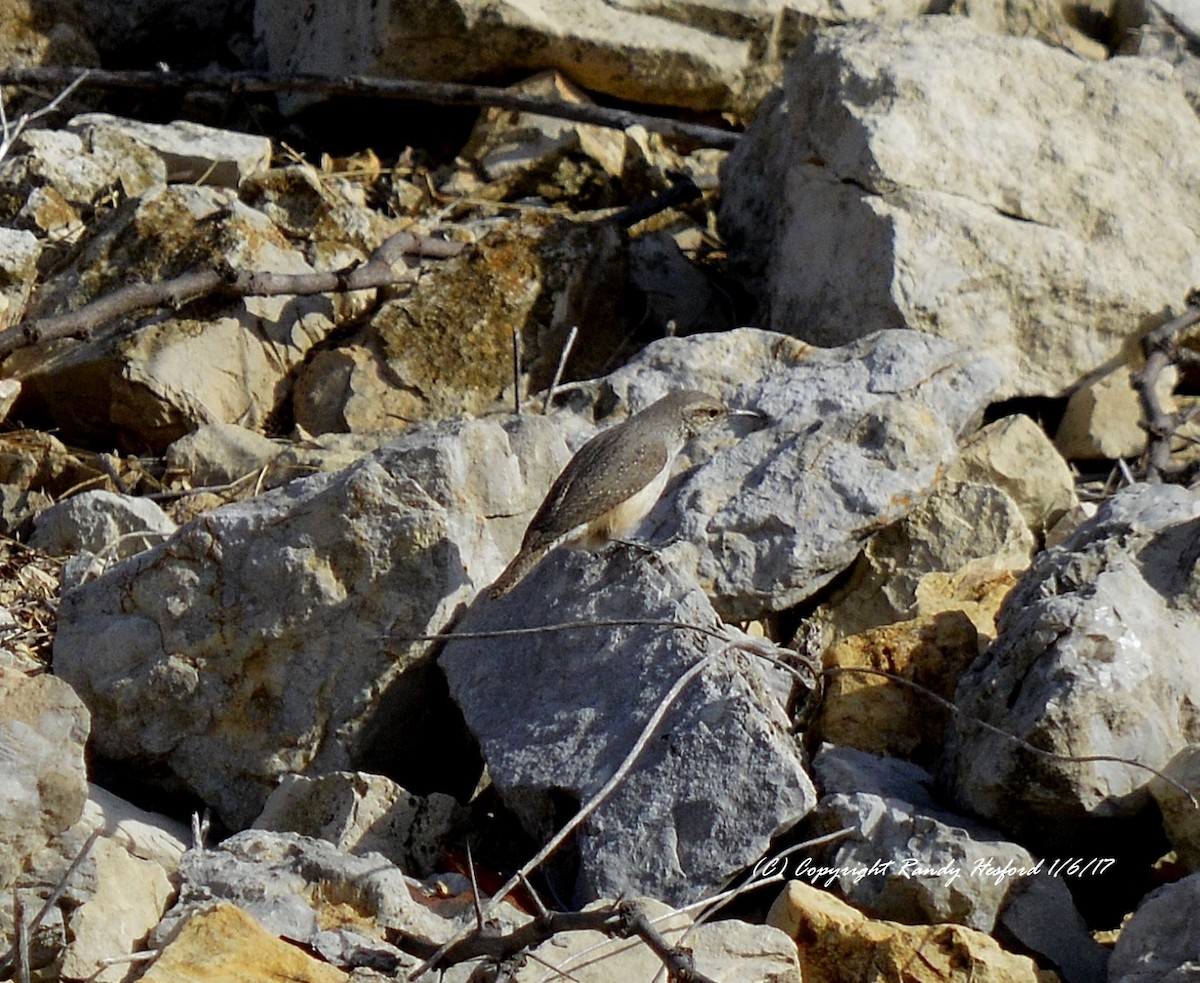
578,456,673,546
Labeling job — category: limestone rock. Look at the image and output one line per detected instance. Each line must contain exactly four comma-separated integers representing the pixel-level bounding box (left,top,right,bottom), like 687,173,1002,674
254,0,927,119
0,669,89,891
30,489,177,561
585,328,1001,621
0,228,41,329
55,835,176,983
768,879,1060,983
67,113,272,187
442,548,815,907
53,412,577,827
944,482,1200,841
142,902,349,983
152,830,457,971
0,430,91,496
0,125,165,225
720,17,1200,399
1054,363,1171,461
5,186,337,451
164,423,285,488
253,771,464,877
80,784,190,873
954,415,1077,537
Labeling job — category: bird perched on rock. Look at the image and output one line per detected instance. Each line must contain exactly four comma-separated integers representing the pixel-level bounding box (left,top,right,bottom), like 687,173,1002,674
488,389,729,598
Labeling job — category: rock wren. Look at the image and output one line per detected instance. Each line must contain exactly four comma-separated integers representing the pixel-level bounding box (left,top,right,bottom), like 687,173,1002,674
488,390,728,598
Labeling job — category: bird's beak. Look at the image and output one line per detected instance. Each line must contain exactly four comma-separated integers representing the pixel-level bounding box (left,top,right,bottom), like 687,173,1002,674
725,408,770,431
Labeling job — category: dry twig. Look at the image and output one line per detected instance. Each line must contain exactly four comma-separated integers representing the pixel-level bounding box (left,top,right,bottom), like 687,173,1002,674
1133,299,1200,482
0,69,90,168
0,231,463,360
0,66,741,150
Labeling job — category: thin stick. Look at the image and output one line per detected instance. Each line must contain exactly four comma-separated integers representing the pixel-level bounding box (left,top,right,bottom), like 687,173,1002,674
543,325,579,415
512,327,522,416
408,616,1197,805
13,892,29,983
0,830,101,978
408,653,715,979
0,67,741,150
822,665,1199,807
0,69,91,167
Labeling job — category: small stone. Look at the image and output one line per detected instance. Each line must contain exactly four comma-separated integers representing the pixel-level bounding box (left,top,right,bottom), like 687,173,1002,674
768,880,1058,983
141,902,348,983
1054,364,1171,461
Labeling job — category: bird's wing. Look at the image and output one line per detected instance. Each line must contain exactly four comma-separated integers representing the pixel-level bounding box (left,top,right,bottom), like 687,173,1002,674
523,424,670,545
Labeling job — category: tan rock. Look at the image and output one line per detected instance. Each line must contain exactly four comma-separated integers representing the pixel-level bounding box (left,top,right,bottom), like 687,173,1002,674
0,669,89,891
810,479,1033,640
140,902,348,983
6,186,339,452
952,415,1077,537
68,114,272,188
818,611,978,761
1054,362,1172,461
0,228,41,329
913,562,1019,642
768,880,1059,983
58,836,175,983
253,771,463,877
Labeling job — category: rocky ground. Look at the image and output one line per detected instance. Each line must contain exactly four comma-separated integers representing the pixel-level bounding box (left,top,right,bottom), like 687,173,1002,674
2,1,1200,981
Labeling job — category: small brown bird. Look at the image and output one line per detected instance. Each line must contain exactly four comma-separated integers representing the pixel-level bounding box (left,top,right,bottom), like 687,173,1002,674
488,390,728,598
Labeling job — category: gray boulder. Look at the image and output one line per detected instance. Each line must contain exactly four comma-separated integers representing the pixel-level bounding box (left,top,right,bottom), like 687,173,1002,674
944,483,1200,839
442,546,815,907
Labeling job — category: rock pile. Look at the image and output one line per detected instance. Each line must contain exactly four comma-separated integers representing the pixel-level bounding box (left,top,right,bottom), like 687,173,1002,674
3,3,1200,981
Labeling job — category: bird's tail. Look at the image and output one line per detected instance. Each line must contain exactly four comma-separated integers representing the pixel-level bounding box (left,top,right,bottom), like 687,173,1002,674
487,545,546,599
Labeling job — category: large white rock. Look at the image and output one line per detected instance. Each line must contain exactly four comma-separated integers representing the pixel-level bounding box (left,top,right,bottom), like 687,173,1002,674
720,17,1200,398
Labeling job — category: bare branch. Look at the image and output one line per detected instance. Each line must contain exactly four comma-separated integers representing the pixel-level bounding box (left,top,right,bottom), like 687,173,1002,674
543,325,579,415
0,66,741,150
1133,300,1200,482
0,69,91,167
0,231,463,360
